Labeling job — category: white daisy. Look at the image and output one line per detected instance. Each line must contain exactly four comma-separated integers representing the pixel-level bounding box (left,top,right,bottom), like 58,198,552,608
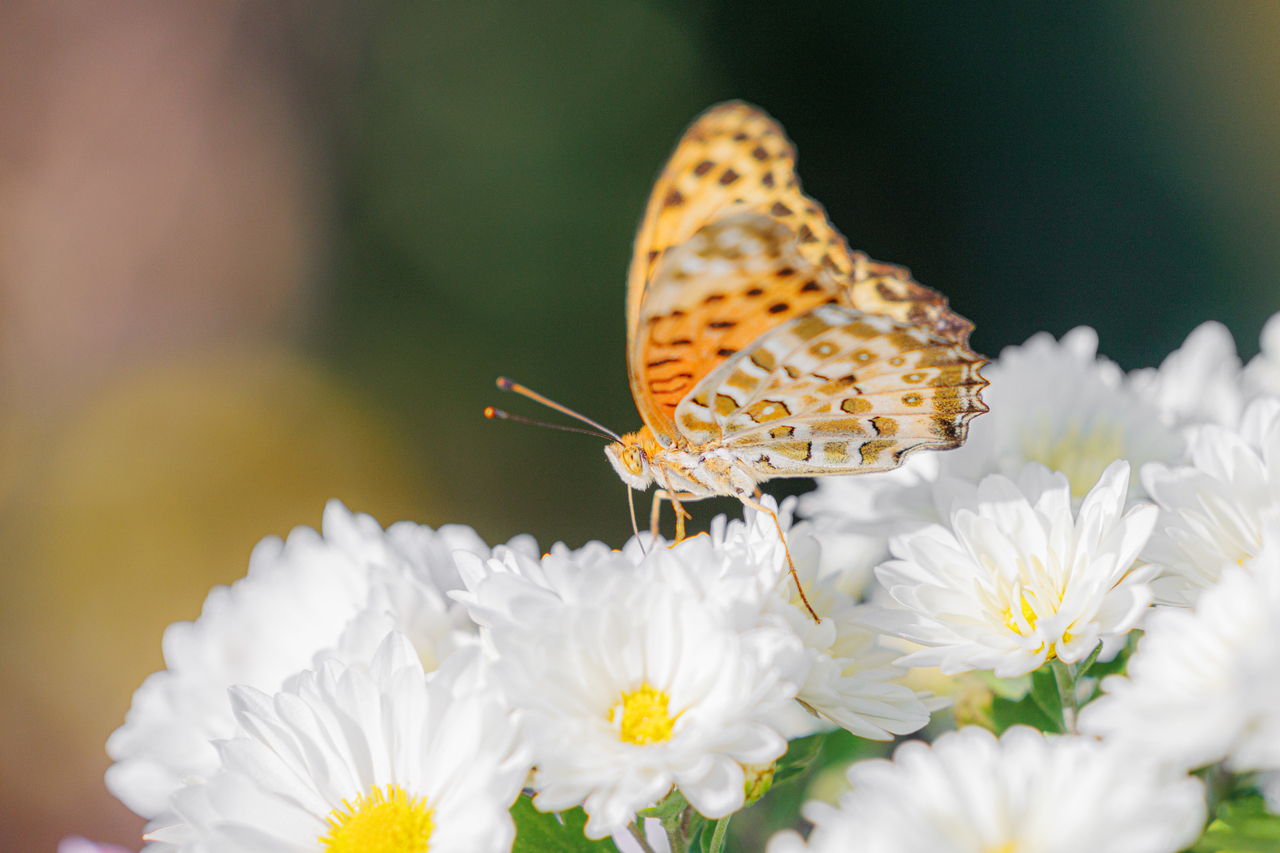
470,498,931,748
106,500,523,819
1130,320,1243,430
1141,397,1280,605
1243,312,1280,400
871,461,1157,678
454,536,805,839
710,503,931,741
767,726,1205,853
1079,529,1280,775
800,328,1183,587
144,632,528,853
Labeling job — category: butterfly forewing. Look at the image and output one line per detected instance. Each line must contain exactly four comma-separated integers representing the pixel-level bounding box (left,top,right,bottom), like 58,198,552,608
626,103,976,437
632,212,843,444
674,304,987,475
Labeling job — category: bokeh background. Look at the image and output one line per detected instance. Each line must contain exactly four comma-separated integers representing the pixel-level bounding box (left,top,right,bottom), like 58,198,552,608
3,2,1280,850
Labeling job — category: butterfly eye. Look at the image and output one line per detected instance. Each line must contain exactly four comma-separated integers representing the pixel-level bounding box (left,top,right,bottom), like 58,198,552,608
622,446,648,476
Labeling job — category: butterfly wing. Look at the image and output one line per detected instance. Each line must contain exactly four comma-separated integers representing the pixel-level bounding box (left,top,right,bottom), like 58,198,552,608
627,101,976,443
674,303,988,476
630,212,846,445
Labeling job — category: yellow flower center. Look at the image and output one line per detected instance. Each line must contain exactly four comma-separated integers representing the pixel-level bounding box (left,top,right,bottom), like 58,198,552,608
320,784,434,853
985,844,1016,853
1005,593,1040,635
611,683,677,745
1023,415,1126,498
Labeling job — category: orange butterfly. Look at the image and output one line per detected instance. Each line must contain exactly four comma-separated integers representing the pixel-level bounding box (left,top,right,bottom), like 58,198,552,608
492,102,987,618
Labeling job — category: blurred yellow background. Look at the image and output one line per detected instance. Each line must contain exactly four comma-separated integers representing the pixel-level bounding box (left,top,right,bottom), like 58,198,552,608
3,2,1280,850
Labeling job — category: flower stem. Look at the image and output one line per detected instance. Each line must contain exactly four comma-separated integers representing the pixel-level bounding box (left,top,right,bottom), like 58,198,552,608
1051,658,1078,733
626,821,657,853
657,805,694,853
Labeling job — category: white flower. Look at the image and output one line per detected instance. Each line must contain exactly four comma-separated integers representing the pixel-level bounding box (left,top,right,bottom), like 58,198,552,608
714,505,931,741
794,459,935,600
1130,320,1243,430
872,461,1157,677
106,500,523,819
1079,531,1280,774
1244,312,1280,400
1142,397,1280,605
455,534,805,838
144,633,528,853
800,328,1183,586
530,499,934,741
767,726,1205,853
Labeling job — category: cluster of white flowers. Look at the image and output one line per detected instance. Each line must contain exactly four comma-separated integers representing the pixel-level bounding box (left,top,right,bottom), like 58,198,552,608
100,316,1280,852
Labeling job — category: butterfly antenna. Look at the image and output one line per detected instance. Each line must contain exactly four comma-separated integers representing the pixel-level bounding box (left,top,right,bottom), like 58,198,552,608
484,407,616,441
494,377,623,442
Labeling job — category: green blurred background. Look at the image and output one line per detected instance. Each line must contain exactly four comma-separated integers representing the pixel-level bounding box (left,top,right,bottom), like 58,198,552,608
2,2,1279,850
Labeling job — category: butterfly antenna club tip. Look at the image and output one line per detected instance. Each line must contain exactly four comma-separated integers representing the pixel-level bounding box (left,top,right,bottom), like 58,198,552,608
489,375,623,442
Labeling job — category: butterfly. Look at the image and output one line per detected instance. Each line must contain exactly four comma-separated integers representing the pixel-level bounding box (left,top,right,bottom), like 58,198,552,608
493,102,987,619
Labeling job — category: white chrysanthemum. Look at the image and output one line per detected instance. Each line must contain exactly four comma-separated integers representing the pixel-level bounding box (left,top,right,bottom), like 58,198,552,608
144,633,528,853
499,498,930,744
1142,397,1280,605
872,461,1157,677
455,534,806,839
1243,312,1280,400
801,328,1183,589
1080,531,1280,774
767,726,1205,853
709,503,931,741
106,500,525,819
1130,320,1243,430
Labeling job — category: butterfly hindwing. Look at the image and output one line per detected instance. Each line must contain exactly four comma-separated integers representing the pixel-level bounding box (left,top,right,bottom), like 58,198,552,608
674,303,988,475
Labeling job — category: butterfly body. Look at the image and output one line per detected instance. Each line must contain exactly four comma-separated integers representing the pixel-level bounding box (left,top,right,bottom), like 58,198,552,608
606,425,757,500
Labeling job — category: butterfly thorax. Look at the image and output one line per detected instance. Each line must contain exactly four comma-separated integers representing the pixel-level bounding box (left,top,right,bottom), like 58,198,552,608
605,425,756,499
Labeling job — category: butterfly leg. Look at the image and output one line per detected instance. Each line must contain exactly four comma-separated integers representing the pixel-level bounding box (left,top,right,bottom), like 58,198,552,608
738,495,820,623
670,494,692,543
650,490,695,542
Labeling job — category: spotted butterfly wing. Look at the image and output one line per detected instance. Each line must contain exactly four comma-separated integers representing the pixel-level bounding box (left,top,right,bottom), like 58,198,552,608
680,303,987,475
627,101,981,448
637,211,985,473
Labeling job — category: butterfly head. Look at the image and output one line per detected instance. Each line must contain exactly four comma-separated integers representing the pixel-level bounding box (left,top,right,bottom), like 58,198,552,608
605,429,659,490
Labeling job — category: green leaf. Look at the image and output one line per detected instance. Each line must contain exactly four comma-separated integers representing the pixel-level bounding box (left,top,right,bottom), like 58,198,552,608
988,663,1068,734
685,811,708,852
1087,630,1141,680
511,795,617,853
774,734,825,784
1073,641,1104,679
1028,662,1065,732
639,790,687,820
990,691,1060,734
1190,797,1280,852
